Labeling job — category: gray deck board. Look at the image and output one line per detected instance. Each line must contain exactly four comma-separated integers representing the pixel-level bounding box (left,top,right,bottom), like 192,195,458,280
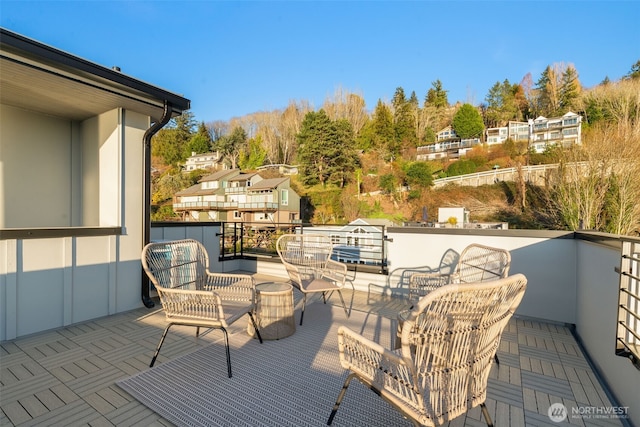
0,285,627,427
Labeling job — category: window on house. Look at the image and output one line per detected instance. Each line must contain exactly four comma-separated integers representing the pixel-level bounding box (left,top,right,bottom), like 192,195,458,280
347,227,369,247
233,211,242,219
330,234,341,244
281,189,288,206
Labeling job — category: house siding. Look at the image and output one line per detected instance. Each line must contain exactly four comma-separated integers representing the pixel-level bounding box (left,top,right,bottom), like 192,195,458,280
0,109,148,340
0,105,76,228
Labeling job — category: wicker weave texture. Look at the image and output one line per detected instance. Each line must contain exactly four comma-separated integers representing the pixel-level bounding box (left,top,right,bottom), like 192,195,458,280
409,243,511,302
334,274,527,426
276,234,350,324
248,282,296,340
141,239,261,371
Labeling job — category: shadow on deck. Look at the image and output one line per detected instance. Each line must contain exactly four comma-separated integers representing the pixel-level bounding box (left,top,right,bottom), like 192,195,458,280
0,274,626,426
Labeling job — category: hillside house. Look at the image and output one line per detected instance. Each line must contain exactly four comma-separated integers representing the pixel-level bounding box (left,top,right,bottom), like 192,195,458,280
485,121,530,145
529,111,582,153
183,151,222,172
173,170,300,223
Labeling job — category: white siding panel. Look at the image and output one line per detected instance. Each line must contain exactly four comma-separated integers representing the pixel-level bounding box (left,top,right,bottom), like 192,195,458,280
72,236,111,323
17,239,66,336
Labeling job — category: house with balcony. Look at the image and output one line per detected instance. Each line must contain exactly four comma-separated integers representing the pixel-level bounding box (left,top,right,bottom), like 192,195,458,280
183,151,221,172
530,111,582,153
173,169,300,223
485,121,530,145
416,125,482,161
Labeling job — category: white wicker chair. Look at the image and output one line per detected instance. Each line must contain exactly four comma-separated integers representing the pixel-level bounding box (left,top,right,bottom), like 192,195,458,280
408,243,511,303
328,274,527,427
141,239,262,377
276,234,350,325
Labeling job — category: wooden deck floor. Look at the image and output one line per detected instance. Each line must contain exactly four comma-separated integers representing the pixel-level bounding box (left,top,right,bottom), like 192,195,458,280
0,277,627,427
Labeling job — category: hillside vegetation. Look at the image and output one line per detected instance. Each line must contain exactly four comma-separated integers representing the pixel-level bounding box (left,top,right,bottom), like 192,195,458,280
151,61,640,236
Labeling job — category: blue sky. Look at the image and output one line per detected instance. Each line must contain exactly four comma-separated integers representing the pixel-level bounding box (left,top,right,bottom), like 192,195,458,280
2,1,639,123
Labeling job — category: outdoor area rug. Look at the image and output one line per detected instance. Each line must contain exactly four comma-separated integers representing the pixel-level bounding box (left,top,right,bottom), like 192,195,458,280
117,303,411,426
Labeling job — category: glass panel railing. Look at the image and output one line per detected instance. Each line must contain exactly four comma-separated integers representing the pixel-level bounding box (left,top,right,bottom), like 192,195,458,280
217,222,389,270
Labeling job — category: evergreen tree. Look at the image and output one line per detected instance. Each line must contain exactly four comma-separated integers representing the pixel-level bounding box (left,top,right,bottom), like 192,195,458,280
408,91,419,109
239,135,267,170
403,161,433,189
330,119,360,188
423,80,449,134
624,59,640,80
183,121,213,158
367,100,397,159
512,83,529,120
391,87,406,112
391,87,417,148
173,111,197,149
452,103,484,139
560,66,581,113
535,65,561,116
425,79,449,109
195,122,214,147
485,79,523,126
184,134,211,159
151,111,196,166
296,110,359,188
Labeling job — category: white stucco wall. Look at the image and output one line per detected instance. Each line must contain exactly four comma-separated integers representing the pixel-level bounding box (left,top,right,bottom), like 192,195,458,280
385,230,577,324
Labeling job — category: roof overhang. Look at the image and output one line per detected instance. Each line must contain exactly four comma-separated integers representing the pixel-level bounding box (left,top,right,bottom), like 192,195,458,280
0,28,190,122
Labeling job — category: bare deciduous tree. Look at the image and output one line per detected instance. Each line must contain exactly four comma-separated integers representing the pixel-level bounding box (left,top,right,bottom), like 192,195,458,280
551,78,640,235
279,100,311,164
322,87,368,136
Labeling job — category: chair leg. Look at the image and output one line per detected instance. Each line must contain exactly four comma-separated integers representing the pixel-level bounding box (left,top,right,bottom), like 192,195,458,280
327,373,356,425
337,290,349,317
480,403,494,427
248,312,263,344
150,323,173,367
300,294,307,325
221,327,232,378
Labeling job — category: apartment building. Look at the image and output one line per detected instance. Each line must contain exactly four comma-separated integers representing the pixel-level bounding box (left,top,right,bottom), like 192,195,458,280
529,111,582,153
173,169,300,223
485,121,530,145
417,112,582,161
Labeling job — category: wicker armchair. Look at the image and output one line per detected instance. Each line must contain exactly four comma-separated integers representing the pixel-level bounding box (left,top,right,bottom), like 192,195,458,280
276,234,350,325
141,239,262,377
409,243,511,303
328,274,527,427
